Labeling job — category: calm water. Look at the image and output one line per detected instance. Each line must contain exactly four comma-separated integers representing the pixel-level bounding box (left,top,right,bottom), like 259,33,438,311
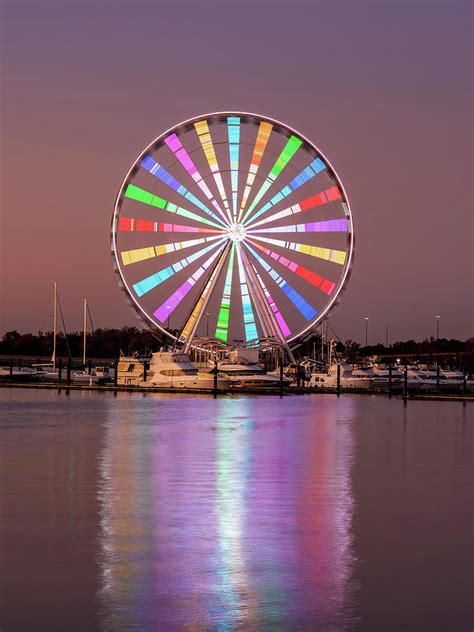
0,389,472,631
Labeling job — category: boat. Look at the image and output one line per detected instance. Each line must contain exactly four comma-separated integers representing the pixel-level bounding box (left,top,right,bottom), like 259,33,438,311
139,351,231,390
0,366,38,382
116,355,146,386
33,363,62,382
310,363,373,389
216,348,291,390
71,371,100,385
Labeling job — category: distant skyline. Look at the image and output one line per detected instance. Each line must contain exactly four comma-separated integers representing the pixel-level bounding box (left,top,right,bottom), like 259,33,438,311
1,1,473,344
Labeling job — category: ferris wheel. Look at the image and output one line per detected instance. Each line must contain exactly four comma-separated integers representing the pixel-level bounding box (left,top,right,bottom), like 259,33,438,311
111,112,354,352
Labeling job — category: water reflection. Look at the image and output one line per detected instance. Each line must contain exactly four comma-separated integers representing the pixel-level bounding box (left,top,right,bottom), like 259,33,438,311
98,395,356,630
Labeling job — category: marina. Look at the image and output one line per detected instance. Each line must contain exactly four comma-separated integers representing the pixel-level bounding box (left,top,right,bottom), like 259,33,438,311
2,3,472,629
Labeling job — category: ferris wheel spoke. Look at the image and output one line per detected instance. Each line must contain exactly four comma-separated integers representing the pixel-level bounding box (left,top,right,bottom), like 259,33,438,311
214,243,236,342
248,217,348,235
236,243,259,342
240,245,289,341
194,120,233,224
248,234,347,266
243,157,327,225
237,121,273,223
124,183,224,229
164,132,229,225
132,237,226,297
245,185,342,229
240,135,303,225
140,155,227,227
182,242,231,349
247,261,292,338
246,237,337,296
118,217,223,235
227,117,240,222
153,242,228,327
243,242,317,321
120,235,221,266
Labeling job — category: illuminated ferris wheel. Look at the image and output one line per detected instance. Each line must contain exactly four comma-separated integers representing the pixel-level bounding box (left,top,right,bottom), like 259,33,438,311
111,112,354,351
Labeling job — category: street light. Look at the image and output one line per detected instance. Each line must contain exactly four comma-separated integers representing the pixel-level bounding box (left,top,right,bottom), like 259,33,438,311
166,305,171,330
365,317,369,347
436,314,441,340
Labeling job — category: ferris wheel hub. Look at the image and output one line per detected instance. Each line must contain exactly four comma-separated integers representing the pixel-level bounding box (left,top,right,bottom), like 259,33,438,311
226,222,247,242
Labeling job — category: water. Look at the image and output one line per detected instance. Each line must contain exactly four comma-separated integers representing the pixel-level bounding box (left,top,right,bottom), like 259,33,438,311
0,389,472,631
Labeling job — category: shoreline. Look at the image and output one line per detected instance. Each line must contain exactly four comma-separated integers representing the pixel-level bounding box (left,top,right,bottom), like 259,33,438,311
1,381,473,402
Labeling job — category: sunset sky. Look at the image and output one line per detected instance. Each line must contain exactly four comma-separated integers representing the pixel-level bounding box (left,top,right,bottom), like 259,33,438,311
1,1,472,344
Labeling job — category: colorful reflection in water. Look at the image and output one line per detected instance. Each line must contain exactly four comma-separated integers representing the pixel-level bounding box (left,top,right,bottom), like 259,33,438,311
97,395,356,630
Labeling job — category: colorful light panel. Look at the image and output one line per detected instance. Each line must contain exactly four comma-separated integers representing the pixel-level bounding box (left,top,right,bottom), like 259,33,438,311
249,218,348,234
194,120,232,222
153,244,226,323
246,157,326,224
227,117,240,221
237,121,273,222
247,238,337,295
121,236,220,266
250,235,347,265
164,133,228,224
236,244,259,341
244,243,317,321
118,217,221,234
132,238,225,297
250,264,291,338
140,155,225,226
247,185,342,229
124,183,222,228
215,244,236,341
241,135,303,224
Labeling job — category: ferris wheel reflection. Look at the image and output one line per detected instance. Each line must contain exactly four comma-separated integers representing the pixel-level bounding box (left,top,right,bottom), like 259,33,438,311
97,395,356,630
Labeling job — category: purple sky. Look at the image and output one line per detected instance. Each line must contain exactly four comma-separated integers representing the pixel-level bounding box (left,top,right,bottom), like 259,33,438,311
1,1,472,344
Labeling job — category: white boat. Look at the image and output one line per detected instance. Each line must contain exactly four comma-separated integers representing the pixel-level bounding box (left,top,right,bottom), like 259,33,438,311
139,351,231,390
33,363,62,382
215,348,291,389
116,356,146,386
0,366,38,382
219,360,291,389
71,371,100,385
310,363,373,389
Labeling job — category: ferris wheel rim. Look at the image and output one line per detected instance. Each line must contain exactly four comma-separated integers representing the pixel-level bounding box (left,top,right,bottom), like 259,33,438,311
111,111,355,346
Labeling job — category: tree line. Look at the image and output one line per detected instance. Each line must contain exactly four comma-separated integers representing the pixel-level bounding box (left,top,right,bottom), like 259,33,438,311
1,328,473,368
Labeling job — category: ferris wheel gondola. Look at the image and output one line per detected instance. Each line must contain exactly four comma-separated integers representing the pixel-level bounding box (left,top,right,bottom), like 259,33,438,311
111,112,354,353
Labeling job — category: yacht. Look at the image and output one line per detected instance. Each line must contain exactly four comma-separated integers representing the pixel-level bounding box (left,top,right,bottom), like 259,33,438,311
116,355,146,386
310,363,373,389
139,351,231,390
219,361,291,389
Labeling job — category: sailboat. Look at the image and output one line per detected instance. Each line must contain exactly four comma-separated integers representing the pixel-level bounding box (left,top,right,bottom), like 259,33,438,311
72,299,100,384
33,282,63,381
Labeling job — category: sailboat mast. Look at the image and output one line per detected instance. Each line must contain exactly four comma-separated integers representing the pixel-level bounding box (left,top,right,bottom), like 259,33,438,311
52,281,57,369
82,298,87,367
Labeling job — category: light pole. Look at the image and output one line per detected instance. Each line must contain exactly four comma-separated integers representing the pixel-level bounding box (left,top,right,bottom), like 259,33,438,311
365,317,369,347
206,312,210,337
436,314,440,340
166,305,171,331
